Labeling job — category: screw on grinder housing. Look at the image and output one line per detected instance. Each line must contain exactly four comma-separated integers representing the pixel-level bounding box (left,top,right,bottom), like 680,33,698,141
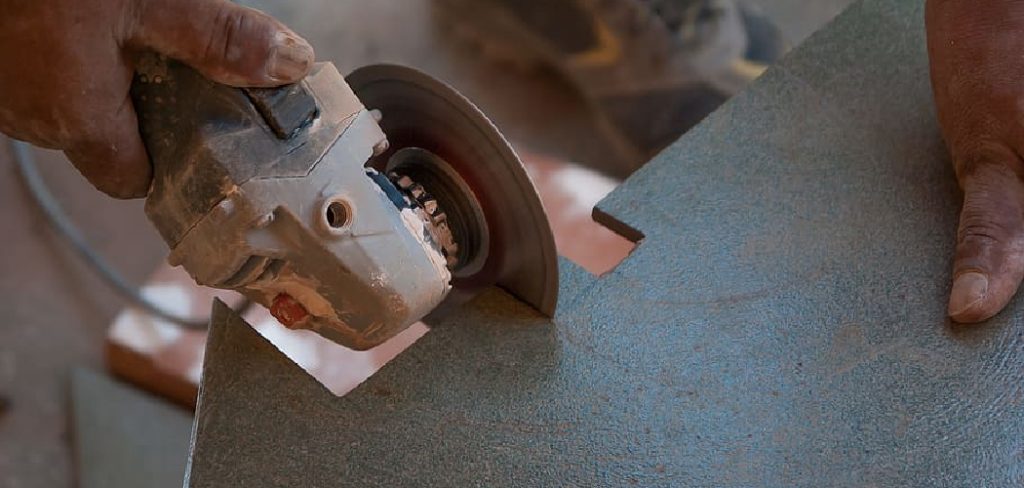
132,56,558,350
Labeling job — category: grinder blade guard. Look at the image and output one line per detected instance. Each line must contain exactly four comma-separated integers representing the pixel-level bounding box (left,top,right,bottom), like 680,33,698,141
132,56,557,351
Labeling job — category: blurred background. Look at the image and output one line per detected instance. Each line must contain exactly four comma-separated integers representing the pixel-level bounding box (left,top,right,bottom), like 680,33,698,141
1,0,852,486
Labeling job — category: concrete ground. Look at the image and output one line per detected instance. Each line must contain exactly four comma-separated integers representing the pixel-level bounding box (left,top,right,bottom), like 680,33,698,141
0,1,853,486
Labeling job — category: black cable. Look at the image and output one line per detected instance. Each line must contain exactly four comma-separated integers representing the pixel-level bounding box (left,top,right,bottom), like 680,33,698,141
8,137,251,329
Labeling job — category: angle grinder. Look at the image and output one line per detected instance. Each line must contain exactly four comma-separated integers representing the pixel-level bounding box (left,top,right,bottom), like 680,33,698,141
131,57,557,350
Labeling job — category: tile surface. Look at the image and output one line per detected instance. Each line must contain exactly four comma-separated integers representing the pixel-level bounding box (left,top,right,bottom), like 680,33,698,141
185,1,1023,487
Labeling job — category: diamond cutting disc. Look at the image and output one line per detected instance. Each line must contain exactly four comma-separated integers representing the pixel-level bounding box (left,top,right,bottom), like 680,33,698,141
347,64,558,316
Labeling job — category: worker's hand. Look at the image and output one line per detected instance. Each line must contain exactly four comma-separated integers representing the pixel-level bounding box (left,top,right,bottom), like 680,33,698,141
927,0,1024,323
0,0,314,198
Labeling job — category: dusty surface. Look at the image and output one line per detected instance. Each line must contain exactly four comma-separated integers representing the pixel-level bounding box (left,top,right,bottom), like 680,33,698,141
0,0,853,486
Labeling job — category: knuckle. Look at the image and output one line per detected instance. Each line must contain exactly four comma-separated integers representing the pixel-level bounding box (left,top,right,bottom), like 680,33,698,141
958,199,1019,244
955,218,1009,272
957,220,1006,246
956,209,1024,267
203,5,259,67
955,161,1024,267
953,141,1020,180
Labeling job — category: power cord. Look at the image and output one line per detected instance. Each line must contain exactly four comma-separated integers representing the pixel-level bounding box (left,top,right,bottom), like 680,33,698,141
8,137,251,330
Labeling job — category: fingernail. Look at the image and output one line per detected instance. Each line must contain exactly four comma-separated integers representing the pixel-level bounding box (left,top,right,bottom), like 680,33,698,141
268,32,313,82
949,272,989,319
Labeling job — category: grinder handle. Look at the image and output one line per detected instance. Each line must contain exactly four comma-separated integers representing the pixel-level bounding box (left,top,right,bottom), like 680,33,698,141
130,54,319,246
131,55,317,164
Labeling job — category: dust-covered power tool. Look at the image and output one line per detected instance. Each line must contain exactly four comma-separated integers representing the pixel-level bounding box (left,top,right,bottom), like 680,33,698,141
131,57,558,350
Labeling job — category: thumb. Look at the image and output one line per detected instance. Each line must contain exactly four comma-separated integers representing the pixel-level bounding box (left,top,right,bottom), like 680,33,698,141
127,0,314,87
949,161,1024,323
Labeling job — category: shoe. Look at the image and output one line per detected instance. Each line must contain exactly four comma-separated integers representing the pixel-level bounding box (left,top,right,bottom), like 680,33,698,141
434,0,787,176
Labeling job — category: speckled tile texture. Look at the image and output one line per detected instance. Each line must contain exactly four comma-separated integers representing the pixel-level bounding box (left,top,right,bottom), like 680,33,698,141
184,0,1024,486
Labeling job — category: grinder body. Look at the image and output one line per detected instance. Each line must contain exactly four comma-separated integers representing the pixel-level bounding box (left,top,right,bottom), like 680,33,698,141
132,57,452,350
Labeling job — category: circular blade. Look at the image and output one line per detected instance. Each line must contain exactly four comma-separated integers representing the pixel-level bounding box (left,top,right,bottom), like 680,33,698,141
347,64,558,316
